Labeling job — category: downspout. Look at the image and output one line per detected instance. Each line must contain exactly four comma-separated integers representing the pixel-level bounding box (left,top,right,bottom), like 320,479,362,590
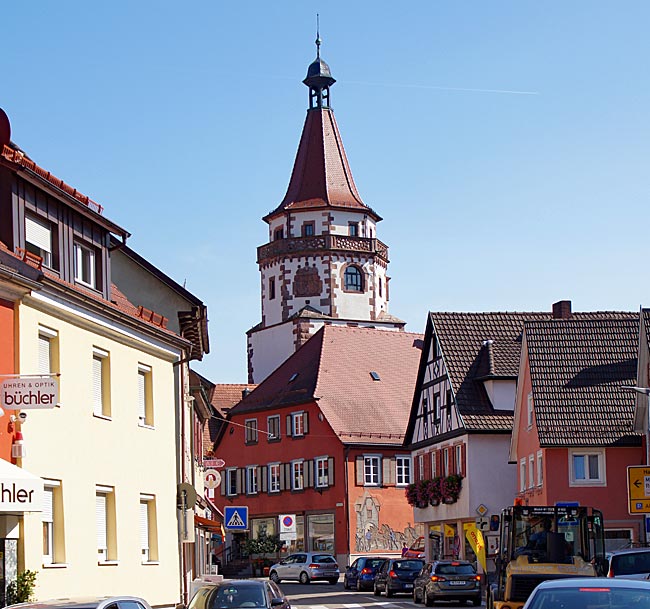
344,445,351,561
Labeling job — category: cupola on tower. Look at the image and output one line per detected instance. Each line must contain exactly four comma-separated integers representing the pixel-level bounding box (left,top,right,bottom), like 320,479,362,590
247,36,404,383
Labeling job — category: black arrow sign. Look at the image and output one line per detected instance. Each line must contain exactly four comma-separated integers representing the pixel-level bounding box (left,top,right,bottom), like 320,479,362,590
634,480,642,488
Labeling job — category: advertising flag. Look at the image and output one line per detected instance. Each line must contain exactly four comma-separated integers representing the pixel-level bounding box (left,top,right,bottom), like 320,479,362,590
464,522,487,571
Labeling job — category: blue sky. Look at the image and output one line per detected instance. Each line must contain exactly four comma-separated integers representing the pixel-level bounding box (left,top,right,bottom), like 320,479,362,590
3,2,649,383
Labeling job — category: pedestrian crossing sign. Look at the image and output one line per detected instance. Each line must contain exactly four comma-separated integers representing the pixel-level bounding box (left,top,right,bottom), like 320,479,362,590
224,506,248,531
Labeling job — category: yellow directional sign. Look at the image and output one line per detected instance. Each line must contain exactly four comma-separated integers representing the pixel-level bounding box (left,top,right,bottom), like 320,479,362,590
627,466,650,514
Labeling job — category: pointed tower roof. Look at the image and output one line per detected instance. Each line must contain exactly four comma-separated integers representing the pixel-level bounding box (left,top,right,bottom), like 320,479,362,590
264,39,381,223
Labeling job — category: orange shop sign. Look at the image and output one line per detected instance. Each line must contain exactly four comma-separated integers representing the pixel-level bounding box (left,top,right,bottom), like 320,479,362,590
1,377,59,410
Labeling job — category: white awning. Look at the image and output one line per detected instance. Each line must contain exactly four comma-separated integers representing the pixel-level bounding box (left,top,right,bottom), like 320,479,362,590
0,459,43,513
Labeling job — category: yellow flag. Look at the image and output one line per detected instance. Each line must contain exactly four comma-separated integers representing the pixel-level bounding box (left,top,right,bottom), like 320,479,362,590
464,523,486,571
444,524,455,538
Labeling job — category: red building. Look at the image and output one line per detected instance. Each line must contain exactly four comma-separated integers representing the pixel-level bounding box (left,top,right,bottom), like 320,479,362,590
214,325,423,568
510,302,643,549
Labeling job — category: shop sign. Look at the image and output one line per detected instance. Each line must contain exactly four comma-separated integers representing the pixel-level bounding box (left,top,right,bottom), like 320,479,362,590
1,377,59,410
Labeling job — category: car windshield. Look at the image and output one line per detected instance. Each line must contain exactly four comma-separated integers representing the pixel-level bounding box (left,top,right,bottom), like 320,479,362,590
210,585,266,609
436,564,476,575
528,587,650,609
394,560,424,571
611,552,650,575
312,555,336,563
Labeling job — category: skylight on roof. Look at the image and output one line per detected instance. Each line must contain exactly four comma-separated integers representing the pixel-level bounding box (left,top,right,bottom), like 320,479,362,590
289,373,299,382
370,371,381,381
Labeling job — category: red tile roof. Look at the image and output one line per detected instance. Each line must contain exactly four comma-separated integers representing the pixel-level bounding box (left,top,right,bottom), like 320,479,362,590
263,109,381,222
211,384,257,417
231,326,423,445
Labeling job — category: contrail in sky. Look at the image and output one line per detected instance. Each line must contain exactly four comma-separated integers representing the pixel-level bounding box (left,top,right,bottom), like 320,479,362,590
341,79,540,95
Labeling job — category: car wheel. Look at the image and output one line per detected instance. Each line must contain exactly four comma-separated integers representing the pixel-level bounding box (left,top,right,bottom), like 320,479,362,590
343,577,350,590
356,580,364,592
299,571,310,585
373,584,380,596
413,589,421,604
424,593,434,607
269,571,281,584
472,597,481,606
385,586,393,598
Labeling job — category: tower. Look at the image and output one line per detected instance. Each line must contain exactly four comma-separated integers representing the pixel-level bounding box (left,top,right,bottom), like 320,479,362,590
247,37,404,383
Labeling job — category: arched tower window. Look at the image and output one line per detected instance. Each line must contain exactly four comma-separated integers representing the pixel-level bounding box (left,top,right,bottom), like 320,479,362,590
344,265,363,292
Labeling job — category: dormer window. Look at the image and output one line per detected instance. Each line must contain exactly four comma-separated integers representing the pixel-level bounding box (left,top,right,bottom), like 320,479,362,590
74,242,96,288
25,215,53,268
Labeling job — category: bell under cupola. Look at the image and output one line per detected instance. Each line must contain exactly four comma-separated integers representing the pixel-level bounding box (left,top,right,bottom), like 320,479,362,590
247,36,404,384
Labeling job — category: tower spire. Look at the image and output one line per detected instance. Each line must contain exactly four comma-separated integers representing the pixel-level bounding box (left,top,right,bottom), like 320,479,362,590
303,20,335,110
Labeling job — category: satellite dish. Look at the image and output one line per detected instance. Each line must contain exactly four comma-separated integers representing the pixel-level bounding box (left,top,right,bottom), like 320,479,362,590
0,108,10,148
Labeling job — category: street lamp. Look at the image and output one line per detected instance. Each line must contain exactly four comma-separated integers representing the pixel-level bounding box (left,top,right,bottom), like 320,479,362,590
623,386,650,464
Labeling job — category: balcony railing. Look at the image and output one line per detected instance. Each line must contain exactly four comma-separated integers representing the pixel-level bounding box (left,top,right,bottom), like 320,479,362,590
257,234,389,263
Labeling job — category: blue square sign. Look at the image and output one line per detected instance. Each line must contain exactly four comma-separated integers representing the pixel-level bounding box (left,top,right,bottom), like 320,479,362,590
224,506,248,531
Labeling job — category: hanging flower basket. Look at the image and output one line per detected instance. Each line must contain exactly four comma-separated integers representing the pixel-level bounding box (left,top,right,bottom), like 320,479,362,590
405,475,463,507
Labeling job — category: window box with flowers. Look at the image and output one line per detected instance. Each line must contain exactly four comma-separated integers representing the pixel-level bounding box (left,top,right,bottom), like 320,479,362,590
405,475,463,507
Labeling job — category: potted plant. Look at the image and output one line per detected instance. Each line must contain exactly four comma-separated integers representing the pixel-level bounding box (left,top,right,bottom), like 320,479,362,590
441,474,463,503
241,534,282,576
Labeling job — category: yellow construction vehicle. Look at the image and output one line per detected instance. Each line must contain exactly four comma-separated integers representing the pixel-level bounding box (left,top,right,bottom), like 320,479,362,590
487,504,607,609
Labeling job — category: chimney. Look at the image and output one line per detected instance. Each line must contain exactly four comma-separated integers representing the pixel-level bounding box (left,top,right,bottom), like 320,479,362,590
552,300,572,319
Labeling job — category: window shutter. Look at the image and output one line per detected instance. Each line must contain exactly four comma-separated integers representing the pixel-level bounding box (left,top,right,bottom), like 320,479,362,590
279,464,286,491
450,446,456,474
236,469,243,495
38,335,51,375
220,473,226,496
256,466,262,491
26,216,52,253
286,415,292,437
388,457,396,485
43,487,54,523
261,466,268,493
284,463,291,488
461,444,467,477
306,460,314,488
96,494,107,551
423,453,431,479
303,412,309,434
436,450,442,475
327,457,334,485
140,501,149,552
138,371,146,420
382,458,392,487
93,356,103,415
355,457,364,485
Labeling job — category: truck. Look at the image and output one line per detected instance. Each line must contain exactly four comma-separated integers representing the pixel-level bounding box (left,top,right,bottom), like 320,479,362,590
487,504,607,609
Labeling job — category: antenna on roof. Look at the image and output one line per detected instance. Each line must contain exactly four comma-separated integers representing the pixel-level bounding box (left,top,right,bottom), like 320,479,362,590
315,13,321,59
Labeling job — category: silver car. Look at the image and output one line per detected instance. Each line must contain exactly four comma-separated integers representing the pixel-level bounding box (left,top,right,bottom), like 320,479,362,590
7,597,152,609
269,552,339,584
606,548,650,580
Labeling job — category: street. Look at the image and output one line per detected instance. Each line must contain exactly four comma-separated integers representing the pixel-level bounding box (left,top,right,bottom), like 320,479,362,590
279,582,484,609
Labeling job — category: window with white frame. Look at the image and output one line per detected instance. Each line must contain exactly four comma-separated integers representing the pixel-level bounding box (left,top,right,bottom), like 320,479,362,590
292,412,304,437
418,454,424,481
455,445,463,475
96,486,115,562
443,449,450,476
269,463,280,493
396,456,411,486
364,456,381,486
570,449,605,485
93,347,110,418
226,468,237,496
38,326,58,376
73,242,96,288
137,364,153,426
315,457,329,487
519,459,526,492
431,452,437,478
245,419,258,444
140,495,157,563
537,450,543,487
527,392,534,428
25,214,53,267
43,480,62,564
528,455,535,489
246,466,258,494
267,415,280,441
292,461,304,490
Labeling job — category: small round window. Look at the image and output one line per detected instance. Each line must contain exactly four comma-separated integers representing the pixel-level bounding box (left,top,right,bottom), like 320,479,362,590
344,266,363,292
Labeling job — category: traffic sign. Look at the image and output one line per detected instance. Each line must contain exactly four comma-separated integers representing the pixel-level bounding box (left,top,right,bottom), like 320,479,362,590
475,517,489,531
224,506,248,531
204,458,226,469
627,466,650,514
204,469,221,490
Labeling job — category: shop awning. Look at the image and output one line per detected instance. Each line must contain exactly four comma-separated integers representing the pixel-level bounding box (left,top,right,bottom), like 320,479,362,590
0,459,42,513
195,514,224,534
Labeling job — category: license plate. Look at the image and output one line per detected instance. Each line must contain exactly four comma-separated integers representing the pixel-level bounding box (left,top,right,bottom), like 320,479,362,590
404,584,413,589
449,581,466,586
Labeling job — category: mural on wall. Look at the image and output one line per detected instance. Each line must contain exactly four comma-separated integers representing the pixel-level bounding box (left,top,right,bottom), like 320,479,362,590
354,490,419,552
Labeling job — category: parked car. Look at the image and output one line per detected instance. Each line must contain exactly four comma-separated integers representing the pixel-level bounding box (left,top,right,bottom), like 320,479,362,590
413,560,481,606
186,579,290,609
269,552,339,584
522,577,650,609
7,597,153,609
344,556,389,591
606,548,650,579
374,557,425,597
403,536,426,559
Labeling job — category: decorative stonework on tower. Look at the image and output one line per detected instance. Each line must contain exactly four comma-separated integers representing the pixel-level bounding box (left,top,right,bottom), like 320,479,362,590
247,37,404,383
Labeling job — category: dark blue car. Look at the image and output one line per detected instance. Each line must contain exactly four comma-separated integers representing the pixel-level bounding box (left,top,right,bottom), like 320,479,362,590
344,556,389,591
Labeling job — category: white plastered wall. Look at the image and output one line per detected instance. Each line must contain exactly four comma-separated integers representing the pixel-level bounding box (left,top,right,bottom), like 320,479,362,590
18,294,181,605
248,323,296,383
